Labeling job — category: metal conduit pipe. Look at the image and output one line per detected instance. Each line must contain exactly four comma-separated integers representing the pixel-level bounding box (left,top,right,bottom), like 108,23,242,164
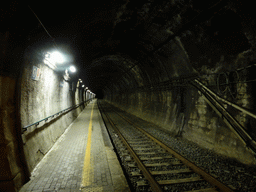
197,88,256,154
194,79,256,120
192,80,256,154
22,99,93,133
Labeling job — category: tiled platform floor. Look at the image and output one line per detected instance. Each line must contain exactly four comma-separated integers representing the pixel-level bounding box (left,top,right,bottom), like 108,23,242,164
20,100,129,192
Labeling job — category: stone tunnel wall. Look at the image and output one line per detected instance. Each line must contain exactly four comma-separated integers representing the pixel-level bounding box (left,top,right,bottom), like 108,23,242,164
105,78,256,165
20,58,85,173
104,36,256,166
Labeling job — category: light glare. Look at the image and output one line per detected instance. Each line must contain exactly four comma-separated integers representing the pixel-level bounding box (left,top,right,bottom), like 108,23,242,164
51,51,64,64
44,58,56,69
44,51,65,68
69,66,76,72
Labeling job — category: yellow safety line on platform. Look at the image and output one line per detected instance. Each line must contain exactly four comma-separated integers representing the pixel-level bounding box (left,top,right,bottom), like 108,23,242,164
81,102,95,188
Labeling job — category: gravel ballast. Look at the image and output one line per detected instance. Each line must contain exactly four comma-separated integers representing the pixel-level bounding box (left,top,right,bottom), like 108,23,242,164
100,102,256,191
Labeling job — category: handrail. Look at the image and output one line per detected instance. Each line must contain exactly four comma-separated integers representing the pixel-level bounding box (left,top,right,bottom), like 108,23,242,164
22,99,93,133
191,79,256,154
195,79,256,120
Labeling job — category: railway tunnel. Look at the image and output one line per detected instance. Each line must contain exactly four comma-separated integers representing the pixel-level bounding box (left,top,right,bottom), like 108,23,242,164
1,1,256,191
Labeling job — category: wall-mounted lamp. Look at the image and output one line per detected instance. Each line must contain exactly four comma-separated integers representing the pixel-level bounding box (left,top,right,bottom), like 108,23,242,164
51,51,65,64
63,69,70,81
44,51,65,70
69,66,76,73
82,85,85,88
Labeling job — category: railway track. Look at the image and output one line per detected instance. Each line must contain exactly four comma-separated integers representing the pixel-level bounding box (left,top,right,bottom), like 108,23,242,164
98,101,234,192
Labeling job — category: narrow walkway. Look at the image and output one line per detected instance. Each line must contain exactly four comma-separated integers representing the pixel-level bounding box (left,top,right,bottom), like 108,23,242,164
20,100,129,192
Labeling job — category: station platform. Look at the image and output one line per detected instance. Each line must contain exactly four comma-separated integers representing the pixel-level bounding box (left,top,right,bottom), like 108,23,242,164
20,100,130,192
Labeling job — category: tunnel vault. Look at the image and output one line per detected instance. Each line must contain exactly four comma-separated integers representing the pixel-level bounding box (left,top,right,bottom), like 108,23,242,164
90,0,256,167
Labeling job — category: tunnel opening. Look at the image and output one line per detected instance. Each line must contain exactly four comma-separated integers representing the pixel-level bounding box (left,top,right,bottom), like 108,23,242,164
95,89,104,99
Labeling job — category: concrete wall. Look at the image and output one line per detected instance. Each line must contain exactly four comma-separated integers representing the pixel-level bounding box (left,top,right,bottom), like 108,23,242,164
20,59,86,173
0,31,90,191
0,30,28,191
0,76,27,192
0,61,87,191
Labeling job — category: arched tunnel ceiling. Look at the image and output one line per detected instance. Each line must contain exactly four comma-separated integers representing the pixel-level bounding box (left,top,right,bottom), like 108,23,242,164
2,0,254,93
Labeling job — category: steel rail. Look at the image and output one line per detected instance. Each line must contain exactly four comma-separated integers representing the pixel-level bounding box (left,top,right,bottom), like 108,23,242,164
112,107,233,192
22,99,93,133
98,102,163,192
